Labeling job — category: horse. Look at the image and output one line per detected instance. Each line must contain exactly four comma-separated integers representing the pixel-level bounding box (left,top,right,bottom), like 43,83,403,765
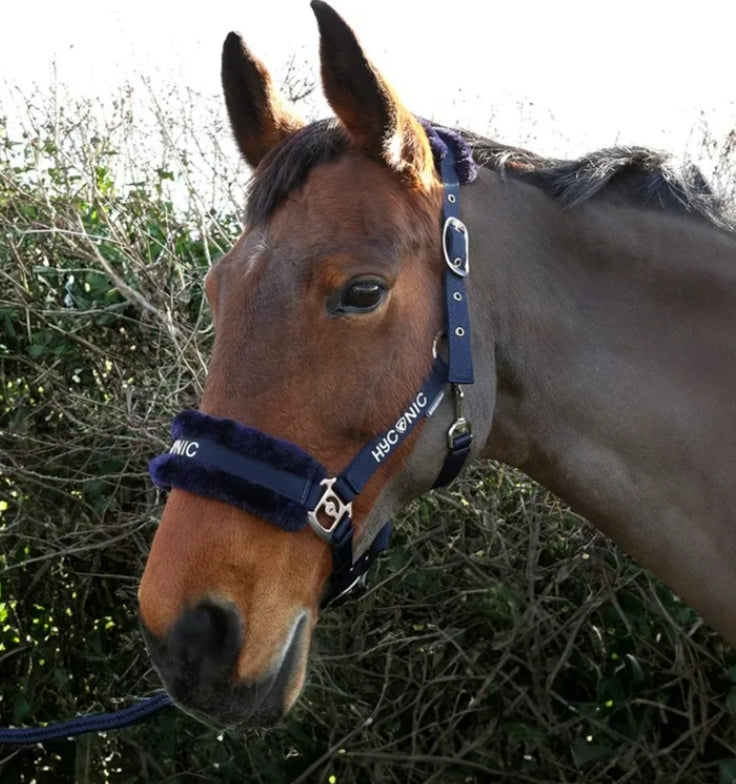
138,0,736,727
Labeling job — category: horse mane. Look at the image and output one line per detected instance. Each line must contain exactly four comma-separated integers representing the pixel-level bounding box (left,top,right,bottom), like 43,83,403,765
464,131,732,231
245,118,732,232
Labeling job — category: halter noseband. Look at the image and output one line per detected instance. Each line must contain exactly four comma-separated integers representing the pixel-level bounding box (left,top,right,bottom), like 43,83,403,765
150,126,477,607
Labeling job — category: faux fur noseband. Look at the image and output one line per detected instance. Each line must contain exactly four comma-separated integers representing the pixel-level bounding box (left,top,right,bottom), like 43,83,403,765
149,410,326,532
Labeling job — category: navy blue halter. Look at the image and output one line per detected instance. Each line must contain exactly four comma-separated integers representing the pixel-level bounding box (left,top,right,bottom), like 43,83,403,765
151,127,477,607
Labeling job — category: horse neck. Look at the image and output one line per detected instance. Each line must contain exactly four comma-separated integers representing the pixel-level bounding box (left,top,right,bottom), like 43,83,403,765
469,168,736,642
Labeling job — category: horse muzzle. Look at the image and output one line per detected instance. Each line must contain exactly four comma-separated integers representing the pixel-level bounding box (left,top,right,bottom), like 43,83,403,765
140,601,310,726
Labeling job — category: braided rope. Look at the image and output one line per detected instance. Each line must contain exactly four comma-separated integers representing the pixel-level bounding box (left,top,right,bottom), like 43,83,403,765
0,692,173,745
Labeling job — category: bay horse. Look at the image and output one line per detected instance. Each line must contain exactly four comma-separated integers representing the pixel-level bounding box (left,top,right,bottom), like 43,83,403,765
138,1,736,727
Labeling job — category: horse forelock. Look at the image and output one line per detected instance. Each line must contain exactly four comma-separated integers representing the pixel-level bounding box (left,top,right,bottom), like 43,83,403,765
245,119,351,227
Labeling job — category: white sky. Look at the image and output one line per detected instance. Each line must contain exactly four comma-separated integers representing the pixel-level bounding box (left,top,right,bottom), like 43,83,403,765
2,0,734,167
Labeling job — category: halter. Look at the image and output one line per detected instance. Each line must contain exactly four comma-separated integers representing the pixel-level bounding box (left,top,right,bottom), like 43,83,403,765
150,126,477,607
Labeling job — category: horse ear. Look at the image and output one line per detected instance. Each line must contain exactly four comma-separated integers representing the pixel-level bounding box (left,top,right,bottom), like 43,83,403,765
310,0,435,189
221,32,305,169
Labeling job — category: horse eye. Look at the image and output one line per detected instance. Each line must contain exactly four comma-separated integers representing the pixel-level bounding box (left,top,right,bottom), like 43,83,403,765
338,280,386,313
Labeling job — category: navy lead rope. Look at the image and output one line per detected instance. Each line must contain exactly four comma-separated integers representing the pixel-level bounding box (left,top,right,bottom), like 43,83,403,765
0,692,172,745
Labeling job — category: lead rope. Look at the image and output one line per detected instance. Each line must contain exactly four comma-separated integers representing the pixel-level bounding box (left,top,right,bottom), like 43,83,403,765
0,692,172,745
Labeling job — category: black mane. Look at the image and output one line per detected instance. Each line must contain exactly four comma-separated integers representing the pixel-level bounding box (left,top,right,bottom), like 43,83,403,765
246,119,731,231
465,132,730,229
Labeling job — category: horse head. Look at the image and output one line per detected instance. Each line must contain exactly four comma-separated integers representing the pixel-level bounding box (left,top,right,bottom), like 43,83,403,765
138,1,493,726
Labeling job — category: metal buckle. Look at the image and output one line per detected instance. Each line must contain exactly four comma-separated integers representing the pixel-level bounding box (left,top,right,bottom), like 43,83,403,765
307,477,353,541
447,384,472,449
443,217,469,277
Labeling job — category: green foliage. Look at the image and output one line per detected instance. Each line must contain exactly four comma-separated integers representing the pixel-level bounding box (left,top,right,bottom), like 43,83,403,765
1,90,735,784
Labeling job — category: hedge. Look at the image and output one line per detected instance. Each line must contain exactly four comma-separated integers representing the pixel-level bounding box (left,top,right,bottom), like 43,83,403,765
1,87,736,784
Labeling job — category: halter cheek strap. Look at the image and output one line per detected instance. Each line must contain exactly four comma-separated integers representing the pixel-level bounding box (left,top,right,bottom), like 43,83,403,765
150,127,477,607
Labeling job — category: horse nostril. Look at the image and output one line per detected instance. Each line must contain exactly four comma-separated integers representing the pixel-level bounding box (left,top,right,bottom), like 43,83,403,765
171,601,242,684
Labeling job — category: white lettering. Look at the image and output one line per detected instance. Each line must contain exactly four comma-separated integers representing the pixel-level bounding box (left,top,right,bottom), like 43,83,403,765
370,392,431,464
371,438,390,463
170,439,200,458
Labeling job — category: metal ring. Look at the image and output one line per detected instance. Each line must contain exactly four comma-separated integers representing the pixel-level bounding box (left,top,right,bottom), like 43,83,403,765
448,194,457,203
455,327,465,338
453,292,463,302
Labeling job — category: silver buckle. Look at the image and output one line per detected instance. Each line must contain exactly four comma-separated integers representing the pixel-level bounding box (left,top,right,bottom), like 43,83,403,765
443,216,469,277
307,477,352,541
448,417,472,448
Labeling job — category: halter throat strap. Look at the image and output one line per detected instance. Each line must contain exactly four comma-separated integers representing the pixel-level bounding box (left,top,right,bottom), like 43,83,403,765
150,127,476,607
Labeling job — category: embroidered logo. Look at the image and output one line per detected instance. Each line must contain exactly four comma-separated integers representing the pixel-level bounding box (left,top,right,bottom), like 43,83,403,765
169,439,200,458
371,392,428,463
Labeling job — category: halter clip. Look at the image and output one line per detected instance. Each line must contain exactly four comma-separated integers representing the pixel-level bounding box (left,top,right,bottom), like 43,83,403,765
447,384,472,449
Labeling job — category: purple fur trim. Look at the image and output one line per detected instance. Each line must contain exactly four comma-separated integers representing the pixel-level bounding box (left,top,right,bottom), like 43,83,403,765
171,410,322,480
419,120,478,184
149,410,326,532
150,454,310,531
